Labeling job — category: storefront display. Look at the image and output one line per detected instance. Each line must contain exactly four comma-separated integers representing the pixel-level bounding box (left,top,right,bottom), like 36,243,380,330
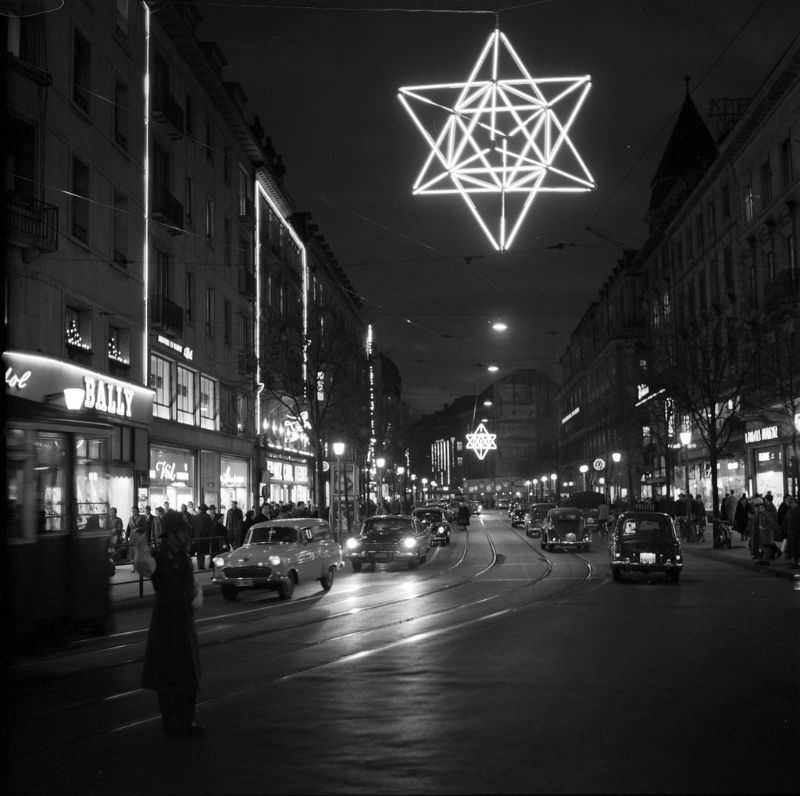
148,446,196,510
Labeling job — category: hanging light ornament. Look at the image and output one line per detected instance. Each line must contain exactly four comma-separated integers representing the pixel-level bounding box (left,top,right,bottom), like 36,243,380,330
398,22,595,251
465,422,497,461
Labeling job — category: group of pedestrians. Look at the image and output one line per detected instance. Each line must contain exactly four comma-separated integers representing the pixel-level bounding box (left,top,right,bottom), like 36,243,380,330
725,491,800,568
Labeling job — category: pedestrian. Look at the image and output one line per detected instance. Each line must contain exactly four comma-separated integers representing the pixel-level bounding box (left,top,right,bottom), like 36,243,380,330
108,507,125,562
133,509,203,738
143,505,156,546
210,505,226,552
242,509,256,541
734,493,749,542
126,506,146,569
153,506,165,541
691,494,706,542
785,496,800,569
180,503,192,526
456,500,470,530
225,500,244,548
722,491,737,524
190,503,214,570
763,493,780,560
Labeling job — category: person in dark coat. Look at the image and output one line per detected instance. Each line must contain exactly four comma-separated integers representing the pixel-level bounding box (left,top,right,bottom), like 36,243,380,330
190,503,214,570
225,500,244,548
133,509,202,737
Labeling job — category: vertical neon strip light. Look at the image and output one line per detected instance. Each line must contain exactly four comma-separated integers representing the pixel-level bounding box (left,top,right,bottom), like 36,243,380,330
254,178,263,435
141,1,151,385
367,324,376,467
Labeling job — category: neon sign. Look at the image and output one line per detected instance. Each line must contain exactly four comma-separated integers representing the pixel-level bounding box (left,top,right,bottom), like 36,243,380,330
465,422,498,461
398,27,594,251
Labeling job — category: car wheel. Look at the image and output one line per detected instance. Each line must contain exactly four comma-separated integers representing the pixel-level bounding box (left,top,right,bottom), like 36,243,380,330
221,584,239,602
277,574,295,600
351,559,362,573
319,566,335,592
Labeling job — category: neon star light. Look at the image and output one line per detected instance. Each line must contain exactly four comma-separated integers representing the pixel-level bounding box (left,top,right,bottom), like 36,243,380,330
465,422,498,461
398,27,595,251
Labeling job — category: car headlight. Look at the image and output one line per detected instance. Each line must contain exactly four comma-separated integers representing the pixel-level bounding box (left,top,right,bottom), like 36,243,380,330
436,526,446,535
212,556,226,568
345,537,361,550
402,537,417,550
268,555,282,566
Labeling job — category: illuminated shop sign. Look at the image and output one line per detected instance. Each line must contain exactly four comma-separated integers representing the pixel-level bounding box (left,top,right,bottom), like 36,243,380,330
744,425,779,444
150,448,193,485
220,457,248,488
3,350,153,425
157,335,193,361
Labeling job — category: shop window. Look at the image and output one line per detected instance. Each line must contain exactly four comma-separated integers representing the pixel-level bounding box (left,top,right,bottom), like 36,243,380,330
200,375,218,431
107,324,130,367
150,353,172,419
176,365,196,425
65,304,92,353
205,287,215,336
34,433,67,532
223,300,231,346
75,435,109,531
205,197,215,247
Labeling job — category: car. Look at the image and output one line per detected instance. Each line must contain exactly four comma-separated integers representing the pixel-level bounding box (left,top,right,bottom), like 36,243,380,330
411,506,451,546
609,511,683,583
210,518,342,601
496,499,510,510
525,502,557,537
345,514,431,571
510,505,529,528
541,507,591,552
469,500,482,515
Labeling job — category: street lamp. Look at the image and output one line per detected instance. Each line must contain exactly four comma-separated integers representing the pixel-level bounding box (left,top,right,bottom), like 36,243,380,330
332,442,345,539
579,464,589,491
525,480,532,502
550,473,557,500
679,430,691,499
421,477,428,504
376,456,385,506
410,474,417,506
397,466,405,509
611,452,621,503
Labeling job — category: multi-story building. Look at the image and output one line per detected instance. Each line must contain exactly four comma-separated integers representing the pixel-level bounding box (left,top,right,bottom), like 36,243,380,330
555,34,800,513
3,0,371,643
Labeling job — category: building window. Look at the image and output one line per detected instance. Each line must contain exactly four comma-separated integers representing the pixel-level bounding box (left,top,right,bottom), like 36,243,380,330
721,182,731,220
107,324,130,366
114,75,129,150
9,117,36,199
744,183,754,222
176,365,196,425
185,93,193,134
200,375,218,431
780,137,793,186
695,213,704,251
238,164,251,217
114,0,130,40
185,272,195,323
185,177,194,226
723,246,735,296
72,27,91,113
112,190,128,266
223,218,232,266
150,354,172,420
71,155,90,242
239,236,250,270
223,146,231,185
65,305,92,352
238,313,251,348
760,159,772,206
223,300,232,345
205,197,215,246
205,287,215,335
788,234,797,285
707,200,716,240
154,248,171,298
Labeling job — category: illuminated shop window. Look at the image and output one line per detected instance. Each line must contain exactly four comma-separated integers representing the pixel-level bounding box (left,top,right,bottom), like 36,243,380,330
149,353,172,420
199,375,218,431
34,433,67,532
176,365,196,425
107,324,130,366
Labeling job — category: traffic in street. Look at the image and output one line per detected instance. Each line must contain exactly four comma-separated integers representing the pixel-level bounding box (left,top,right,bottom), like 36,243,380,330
9,509,799,794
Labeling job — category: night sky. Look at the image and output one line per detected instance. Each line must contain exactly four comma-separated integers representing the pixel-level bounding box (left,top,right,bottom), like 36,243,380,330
199,0,800,414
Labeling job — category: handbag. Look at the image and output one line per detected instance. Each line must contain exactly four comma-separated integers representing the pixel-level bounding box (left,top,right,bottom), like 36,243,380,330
191,575,204,610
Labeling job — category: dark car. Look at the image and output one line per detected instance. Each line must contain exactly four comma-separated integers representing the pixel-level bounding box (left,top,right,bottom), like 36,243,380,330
510,505,529,528
525,502,556,538
345,514,431,571
412,506,451,546
541,507,591,552
609,511,683,583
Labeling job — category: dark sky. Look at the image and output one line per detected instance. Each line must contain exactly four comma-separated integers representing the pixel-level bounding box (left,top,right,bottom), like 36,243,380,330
198,0,800,414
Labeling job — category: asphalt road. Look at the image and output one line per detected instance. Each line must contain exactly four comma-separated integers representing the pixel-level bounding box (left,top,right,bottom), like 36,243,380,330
9,511,799,794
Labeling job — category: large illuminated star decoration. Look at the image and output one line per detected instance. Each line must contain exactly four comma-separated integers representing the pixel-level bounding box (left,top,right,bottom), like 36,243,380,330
398,26,595,251
465,422,498,461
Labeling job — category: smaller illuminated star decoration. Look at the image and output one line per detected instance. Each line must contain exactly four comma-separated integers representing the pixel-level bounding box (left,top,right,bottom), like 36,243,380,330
465,422,498,461
398,26,595,251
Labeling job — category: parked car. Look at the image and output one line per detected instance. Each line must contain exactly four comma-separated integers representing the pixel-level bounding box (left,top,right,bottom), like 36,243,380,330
525,502,556,537
609,511,683,583
345,514,431,571
210,518,342,601
541,507,591,552
510,505,529,528
412,506,451,546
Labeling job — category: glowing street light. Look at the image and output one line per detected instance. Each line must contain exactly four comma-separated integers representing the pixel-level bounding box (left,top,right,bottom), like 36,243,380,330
579,464,589,491
679,430,692,499
376,456,386,506
331,442,345,539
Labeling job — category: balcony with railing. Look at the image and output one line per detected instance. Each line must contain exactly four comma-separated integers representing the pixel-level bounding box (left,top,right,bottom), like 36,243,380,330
6,192,59,257
238,267,256,299
151,91,184,140
151,186,184,234
150,294,183,338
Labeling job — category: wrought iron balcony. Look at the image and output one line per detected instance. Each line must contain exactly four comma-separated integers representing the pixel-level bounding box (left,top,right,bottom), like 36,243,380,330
150,294,183,337
5,192,59,255
151,186,184,234
238,267,256,299
151,90,184,140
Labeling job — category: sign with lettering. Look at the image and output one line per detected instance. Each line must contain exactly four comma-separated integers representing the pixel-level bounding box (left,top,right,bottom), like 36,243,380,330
3,350,153,425
744,425,779,445
149,448,194,485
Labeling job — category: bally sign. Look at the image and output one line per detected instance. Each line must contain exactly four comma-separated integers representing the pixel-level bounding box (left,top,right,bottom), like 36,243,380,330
82,376,135,417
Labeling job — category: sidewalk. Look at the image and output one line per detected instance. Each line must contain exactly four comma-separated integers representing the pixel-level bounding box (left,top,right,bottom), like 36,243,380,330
690,531,800,584
109,562,217,611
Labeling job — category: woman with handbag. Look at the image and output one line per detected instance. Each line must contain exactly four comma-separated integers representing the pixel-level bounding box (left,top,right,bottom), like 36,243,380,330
133,509,204,737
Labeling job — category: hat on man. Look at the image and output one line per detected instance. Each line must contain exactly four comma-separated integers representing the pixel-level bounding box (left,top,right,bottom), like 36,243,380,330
198,503,209,512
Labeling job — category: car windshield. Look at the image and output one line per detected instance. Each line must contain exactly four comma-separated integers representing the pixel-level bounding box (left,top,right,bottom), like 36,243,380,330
415,510,443,523
552,518,582,533
363,519,413,535
620,519,673,543
247,526,299,544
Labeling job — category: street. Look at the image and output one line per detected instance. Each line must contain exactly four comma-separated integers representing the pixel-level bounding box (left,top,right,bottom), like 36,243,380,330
9,510,799,794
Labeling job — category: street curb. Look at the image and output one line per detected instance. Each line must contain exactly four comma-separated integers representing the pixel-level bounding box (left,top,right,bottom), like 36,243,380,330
693,544,798,581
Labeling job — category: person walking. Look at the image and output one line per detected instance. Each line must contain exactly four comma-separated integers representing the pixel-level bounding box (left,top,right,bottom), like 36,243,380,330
691,494,706,542
785,496,800,569
108,507,125,562
734,493,749,542
225,500,244,548
190,504,214,570
133,509,203,738
126,506,146,570
456,500,471,530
